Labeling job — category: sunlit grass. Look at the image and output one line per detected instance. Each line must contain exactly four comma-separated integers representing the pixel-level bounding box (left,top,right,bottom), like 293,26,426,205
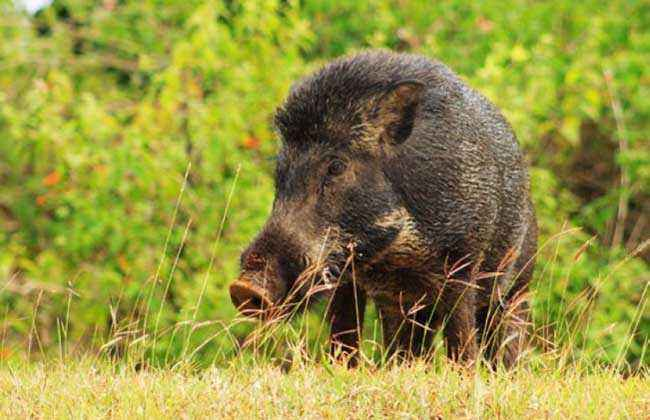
1,356,647,418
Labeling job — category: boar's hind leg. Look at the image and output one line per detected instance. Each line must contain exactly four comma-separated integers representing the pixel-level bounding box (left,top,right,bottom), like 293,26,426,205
485,261,535,366
327,280,366,367
439,281,479,365
488,299,530,368
378,302,435,362
480,223,536,368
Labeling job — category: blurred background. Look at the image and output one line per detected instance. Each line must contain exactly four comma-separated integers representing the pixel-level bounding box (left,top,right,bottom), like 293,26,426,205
0,0,647,367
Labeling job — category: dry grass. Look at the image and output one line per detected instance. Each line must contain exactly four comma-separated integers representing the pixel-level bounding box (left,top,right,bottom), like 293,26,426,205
0,357,647,419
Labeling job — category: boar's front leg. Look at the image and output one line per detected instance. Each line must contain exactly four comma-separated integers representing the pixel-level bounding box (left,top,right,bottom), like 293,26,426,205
326,279,366,367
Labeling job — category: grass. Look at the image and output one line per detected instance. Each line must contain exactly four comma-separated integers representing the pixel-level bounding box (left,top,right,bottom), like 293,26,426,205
1,357,647,418
2,161,648,418
1,177,646,418
1,229,647,419
1,228,645,418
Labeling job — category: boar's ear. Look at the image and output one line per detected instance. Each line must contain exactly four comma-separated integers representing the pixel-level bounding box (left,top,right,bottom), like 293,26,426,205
370,80,425,145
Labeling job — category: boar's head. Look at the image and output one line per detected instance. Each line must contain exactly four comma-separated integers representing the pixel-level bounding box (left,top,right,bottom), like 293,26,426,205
230,52,430,318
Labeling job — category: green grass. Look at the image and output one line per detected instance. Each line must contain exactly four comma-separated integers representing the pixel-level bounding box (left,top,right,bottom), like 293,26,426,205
1,358,647,418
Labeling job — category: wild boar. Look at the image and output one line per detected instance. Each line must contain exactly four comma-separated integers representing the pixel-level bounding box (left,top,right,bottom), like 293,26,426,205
229,50,537,367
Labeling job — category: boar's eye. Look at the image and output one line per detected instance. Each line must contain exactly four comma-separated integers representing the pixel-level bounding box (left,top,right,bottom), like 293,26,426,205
326,159,347,177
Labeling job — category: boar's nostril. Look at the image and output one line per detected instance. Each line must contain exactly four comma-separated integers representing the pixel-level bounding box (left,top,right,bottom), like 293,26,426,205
229,280,273,318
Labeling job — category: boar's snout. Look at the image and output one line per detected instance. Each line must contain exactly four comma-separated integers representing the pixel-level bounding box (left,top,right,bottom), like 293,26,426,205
229,278,274,317
231,225,309,318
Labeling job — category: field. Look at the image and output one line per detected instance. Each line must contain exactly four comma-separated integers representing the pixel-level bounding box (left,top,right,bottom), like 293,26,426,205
0,0,648,417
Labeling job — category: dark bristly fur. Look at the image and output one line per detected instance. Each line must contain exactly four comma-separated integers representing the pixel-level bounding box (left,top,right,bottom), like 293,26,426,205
230,50,538,368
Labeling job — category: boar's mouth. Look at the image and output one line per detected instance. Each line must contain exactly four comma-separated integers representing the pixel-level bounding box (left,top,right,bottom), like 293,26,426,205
229,279,274,318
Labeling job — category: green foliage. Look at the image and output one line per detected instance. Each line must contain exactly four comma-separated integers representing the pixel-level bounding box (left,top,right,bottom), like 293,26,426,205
0,0,647,367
